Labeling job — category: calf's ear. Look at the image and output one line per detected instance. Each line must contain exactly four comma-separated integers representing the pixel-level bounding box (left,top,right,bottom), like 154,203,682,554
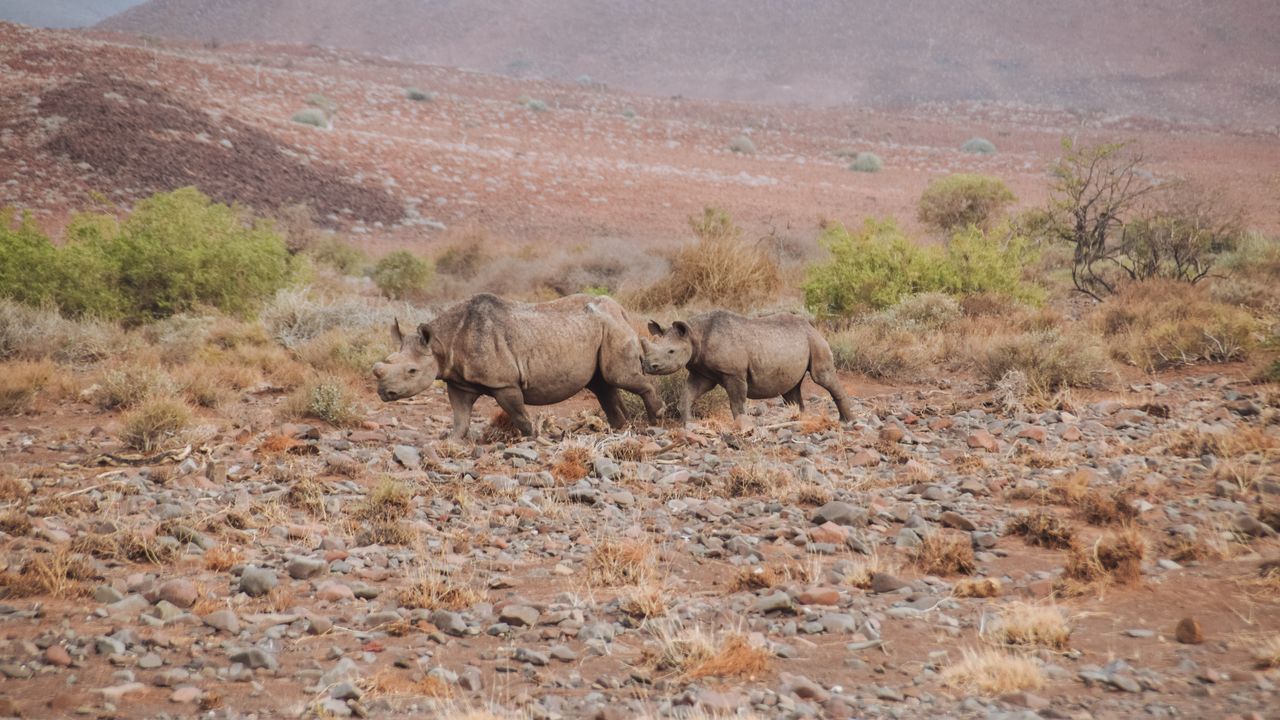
417,323,433,346
391,318,404,344
672,320,691,337
646,320,664,337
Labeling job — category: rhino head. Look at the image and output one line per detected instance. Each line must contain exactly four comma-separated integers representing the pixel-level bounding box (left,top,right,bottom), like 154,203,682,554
372,318,439,401
641,320,693,375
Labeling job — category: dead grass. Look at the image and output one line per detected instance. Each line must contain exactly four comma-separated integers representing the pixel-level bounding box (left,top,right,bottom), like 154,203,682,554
397,572,485,611
121,398,193,452
911,532,976,576
942,648,1044,695
551,446,591,482
647,623,771,681
954,577,1002,598
839,551,894,589
725,461,794,498
0,548,94,599
0,360,53,415
1075,487,1140,526
987,602,1071,649
618,577,670,620
1097,279,1256,371
1253,634,1280,669
0,510,32,536
203,546,239,571
0,476,29,502
587,539,655,587
480,411,522,444
73,529,180,565
282,374,363,427
1061,526,1147,593
1006,512,1076,549
627,208,781,311
93,363,177,410
973,330,1111,397
607,438,648,462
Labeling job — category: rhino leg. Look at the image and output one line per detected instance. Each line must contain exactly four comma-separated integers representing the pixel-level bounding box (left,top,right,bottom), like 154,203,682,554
723,375,749,420
493,387,536,437
810,363,853,422
587,378,628,430
782,382,805,410
612,379,661,425
446,384,480,441
680,372,718,425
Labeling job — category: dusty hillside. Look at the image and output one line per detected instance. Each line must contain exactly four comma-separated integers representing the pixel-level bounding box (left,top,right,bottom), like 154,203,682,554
97,0,1280,126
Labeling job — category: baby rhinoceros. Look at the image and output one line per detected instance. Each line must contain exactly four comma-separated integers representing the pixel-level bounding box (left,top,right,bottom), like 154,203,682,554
641,310,853,425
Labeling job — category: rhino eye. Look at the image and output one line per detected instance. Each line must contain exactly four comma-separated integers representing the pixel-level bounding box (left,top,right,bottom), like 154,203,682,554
408,368,418,374
668,349,674,354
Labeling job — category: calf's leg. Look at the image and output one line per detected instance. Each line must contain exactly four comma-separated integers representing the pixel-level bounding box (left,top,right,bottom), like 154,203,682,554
492,387,535,437
446,384,480,441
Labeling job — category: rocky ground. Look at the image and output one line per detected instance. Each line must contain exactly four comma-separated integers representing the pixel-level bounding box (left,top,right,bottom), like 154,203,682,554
1,368,1277,719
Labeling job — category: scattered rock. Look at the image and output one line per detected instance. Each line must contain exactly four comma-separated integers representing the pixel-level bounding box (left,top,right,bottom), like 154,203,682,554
1176,617,1204,644
239,566,278,597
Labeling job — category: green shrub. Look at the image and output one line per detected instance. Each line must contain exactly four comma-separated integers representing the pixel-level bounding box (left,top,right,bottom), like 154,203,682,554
521,97,548,112
802,219,1039,317
309,236,367,275
728,135,756,154
405,87,434,102
287,375,362,427
292,108,328,127
917,174,1015,233
849,153,883,173
305,93,337,114
961,137,997,155
372,250,433,300
0,188,292,322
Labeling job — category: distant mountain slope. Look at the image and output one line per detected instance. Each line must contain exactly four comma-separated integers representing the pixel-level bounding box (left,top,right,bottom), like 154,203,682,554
0,0,142,28
97,0,1280,125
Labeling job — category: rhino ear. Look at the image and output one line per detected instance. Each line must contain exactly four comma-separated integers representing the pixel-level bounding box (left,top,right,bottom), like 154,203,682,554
672,320,691,338
391,318,404,344
417,323,432,346
647,320,664,337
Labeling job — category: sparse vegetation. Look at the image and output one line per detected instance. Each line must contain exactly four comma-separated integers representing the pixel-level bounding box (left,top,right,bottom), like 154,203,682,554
285,375,363,427
292,108,328,127
849,152,883,172
988,602,1071,649
942,648,1044,694
918,174,1015,233
728,135,756,154
1096,280,1255,371
372,250,434,300
974,329,1111,396
961,137,997,155
911,532,976,575
406,87,434,102
121,398,193,452
0,360,52,415
1006,512,1075,549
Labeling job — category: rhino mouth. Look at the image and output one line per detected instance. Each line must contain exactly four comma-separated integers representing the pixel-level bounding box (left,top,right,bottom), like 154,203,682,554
378,388,400,401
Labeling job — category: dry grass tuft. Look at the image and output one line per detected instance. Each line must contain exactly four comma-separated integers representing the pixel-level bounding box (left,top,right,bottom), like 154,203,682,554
988,602,1071,649
587,539,655,587
283,374,363,427
121,398,193,452
0,548,94,599
203,546,239,571
0,360,52,415
1076,487,1140,526
480,411,522,444
619,577,670,620
397,572,484,611
798,413,839,434
1062,527,1147,591
259,433,304,455
1097,279,1255,371
942,648,1044,695
93,363,177,410
1253,635,1280,669
551,446,591,482
1006,512,1076,549
607,438,648,463
911,532,976,576
0,510,33,537
725,461,794,498
839,552,893,590
647,623,770,681
954,577,1002,598
0,476,30,502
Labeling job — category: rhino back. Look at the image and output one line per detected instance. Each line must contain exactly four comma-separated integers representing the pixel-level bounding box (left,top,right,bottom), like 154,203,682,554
692,311,813,396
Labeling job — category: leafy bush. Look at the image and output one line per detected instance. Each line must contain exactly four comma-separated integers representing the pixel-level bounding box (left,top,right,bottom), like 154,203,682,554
630,208,781,311
521,97,548,112
308,236,367,275
918,174,1015,233
0,188,292,322
802,219,1039,317
849,153,883,173
371,250,433,300
291,108,329,127
728,135,756,154
1096,280,1256,371
961,137,997,154
405,87,434,102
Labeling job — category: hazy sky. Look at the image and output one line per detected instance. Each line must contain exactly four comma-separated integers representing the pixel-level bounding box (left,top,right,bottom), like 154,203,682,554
0,0,144,28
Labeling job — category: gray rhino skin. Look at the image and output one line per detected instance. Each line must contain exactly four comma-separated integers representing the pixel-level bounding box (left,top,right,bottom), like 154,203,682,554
373,293,661,439
641,310,852,424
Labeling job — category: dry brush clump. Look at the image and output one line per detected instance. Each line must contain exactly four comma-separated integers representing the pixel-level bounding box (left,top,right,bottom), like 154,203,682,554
954,577,1002,598
942,648,1044,695
645,622,771,681
587,539,656,587
398,571,485,611
628,208,781,312
350,478,415,545
550,445,591,482
0,548,95,599
1061,526,1147,593
93,363,178,410
1006,512,1076,549
973,329,1111,399
987,602,1071,649
1096,280,1256,371
283,374,363,427
0,360,53,415
912,532,976,576
1254,635,1280,669
121,398,193,452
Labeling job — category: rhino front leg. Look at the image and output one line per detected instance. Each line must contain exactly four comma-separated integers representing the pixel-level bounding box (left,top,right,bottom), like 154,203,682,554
722,375,749,420
492,387,536,437
613,378,661,425
811,365,854,422
446,384,480,441
679,372,718,425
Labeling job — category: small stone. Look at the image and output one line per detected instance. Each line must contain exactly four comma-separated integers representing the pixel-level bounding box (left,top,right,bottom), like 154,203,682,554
98,682,147,702
514,647,548,666
430,610,469,636
287,556,326,580
809,521,848,545
548,645,577,662
754,590,794,614
1176,617,1204,644
239,566,278,597
938,511,976,531
228,647,278,671
967,431,998,452
317,582,355,602
499,604,540,628
795,587,840,606
811,501,866,527
169,686,202,703
308,614,334,635
1110,674,1142,693
330,681,363,700
392,445,421,469
202,609,240,634
1125,628,1155,638
94,585,124,604
138,653,163,670
157,579,198,609
1016,426,1047,443
879,426,905,444
45,645,73,667
869,573,907,594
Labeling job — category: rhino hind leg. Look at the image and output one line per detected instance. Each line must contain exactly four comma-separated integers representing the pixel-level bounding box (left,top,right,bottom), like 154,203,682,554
492,387,536,437
809,363,853,422
782,382,805,410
